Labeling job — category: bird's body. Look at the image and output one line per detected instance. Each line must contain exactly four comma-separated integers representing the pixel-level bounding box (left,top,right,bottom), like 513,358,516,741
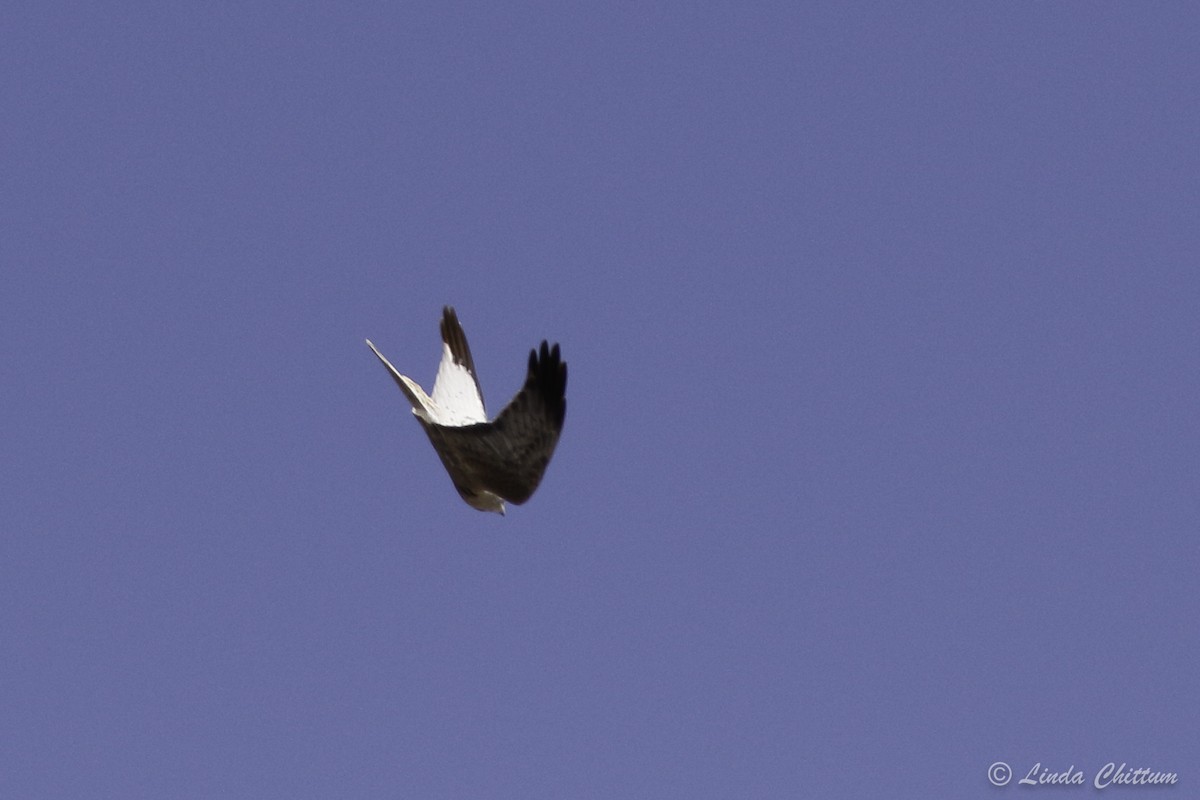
366,307,566,514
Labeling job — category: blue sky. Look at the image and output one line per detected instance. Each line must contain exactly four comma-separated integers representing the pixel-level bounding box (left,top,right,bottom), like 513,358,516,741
3,3,1197,797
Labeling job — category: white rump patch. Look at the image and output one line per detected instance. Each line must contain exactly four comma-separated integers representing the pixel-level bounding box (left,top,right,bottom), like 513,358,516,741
430,343,487,426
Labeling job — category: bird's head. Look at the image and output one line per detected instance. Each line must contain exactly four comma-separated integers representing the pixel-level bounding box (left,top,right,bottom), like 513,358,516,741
467,490,506,516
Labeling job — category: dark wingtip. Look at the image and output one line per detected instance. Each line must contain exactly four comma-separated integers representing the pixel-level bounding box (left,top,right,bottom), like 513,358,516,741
528,339,567,429
439,305,480,374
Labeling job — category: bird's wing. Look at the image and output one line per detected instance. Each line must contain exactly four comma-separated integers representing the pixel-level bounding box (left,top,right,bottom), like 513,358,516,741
365,338,434,417
423,341,567,504
430,306,487,424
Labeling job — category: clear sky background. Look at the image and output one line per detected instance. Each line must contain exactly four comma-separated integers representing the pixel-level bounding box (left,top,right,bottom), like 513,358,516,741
3,3,1197,798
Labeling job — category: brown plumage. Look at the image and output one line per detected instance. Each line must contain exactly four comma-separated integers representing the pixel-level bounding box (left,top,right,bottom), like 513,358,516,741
366,307,567,514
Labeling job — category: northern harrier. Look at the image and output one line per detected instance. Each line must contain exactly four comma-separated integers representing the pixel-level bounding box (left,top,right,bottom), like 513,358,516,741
366,307,566,514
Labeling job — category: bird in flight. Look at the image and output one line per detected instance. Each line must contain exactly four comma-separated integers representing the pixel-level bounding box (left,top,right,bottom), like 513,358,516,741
366,307,567,515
